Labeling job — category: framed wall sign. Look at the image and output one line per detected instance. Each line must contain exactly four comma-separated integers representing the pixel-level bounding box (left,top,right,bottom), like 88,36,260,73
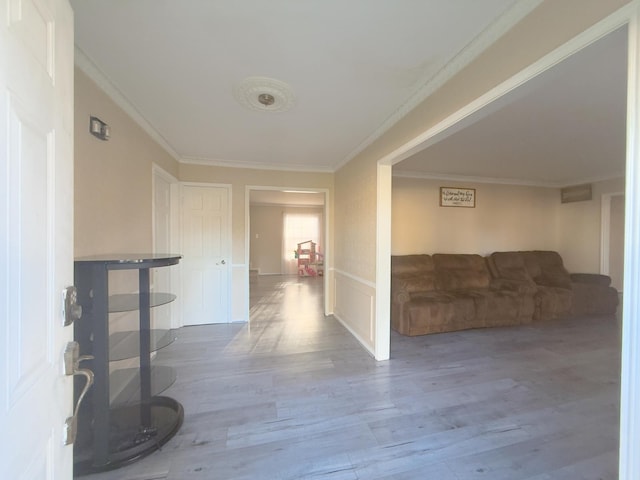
440,187,476,208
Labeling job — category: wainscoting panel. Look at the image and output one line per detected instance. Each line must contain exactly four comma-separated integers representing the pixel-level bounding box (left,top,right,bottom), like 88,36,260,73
232,264,248,322
332,270,376,356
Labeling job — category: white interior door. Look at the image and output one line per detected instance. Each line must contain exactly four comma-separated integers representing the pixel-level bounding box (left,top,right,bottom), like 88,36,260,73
181,185,230,325
0,0,75,478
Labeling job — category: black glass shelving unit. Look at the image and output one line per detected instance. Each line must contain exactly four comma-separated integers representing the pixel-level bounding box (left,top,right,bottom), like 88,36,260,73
73,254,183,475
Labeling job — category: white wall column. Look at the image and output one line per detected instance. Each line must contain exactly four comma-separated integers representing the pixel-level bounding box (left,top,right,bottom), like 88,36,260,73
620,5,640,478
375,163,392,361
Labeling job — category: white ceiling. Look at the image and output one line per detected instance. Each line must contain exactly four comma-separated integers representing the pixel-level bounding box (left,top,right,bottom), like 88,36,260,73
70,1,627,187
394,26,628,186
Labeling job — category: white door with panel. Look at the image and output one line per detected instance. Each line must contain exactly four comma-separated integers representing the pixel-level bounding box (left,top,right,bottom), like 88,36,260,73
0,0,75,478
181,185,230,325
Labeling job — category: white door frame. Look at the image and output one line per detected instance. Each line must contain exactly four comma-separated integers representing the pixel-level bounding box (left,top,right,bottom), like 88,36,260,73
152,164,180,254
621,5,640,478
152,164,181,328
245,186,331,319
600,191,625,277
376,2,640,477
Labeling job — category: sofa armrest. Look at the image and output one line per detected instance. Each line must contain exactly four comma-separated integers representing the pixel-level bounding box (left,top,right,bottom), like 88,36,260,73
571,280,618,315
390,282,414,335
570,273,612,287
393,290,411,304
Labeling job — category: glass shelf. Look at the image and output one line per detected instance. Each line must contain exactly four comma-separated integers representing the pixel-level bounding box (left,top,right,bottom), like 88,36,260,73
74,396,183,475
110,366,176,406
109,329,176,361
108,292,176,313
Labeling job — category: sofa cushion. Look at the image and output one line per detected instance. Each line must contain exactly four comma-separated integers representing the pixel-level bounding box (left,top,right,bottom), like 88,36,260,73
571,282,619,315
402,296,457,335
534,285,573,320
391,254,433,275
395,275,437,293
391,255,437,293
520,251,572,289
487,252,533,283
433,254,491,291
570,273,612,286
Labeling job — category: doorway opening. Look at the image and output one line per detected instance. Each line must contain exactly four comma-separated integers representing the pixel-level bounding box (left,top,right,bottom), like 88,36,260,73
247,187,328,323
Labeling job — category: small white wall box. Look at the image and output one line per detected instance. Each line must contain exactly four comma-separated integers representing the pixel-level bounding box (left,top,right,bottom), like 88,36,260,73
561,184,592,203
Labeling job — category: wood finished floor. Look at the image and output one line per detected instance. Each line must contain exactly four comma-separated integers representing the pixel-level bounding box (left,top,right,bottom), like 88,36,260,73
81,275,621,480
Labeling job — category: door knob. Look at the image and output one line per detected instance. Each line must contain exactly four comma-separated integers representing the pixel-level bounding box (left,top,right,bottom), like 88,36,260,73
63,341,94,445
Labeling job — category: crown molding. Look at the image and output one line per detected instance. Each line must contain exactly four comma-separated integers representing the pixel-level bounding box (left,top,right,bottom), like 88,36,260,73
333,0,543,172
392,170,556,187
250,202,324,208
179,156,334,173
392,170,625,188
559,172,626,189
74,46,181,161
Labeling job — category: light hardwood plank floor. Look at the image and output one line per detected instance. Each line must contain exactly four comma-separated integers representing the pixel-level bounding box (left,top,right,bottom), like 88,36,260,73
81,275,620,480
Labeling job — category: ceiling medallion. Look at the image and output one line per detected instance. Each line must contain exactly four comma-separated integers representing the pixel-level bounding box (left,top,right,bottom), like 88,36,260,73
234,76,295,113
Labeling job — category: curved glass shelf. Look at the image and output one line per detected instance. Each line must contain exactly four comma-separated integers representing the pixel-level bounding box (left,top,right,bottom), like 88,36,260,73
108,292,176,313
74,396,183,475
74,253,182,270
109,329,176,361
110,366,176,406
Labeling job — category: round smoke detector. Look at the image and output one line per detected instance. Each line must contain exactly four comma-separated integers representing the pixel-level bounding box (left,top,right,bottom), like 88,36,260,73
234,76,296,113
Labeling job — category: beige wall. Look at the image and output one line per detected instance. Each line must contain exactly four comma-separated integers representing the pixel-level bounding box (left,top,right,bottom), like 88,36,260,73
250,205,283,274
333,153,378,354
249,205,324,275
392,177,559,256
334,154,378,281
557,177,625,273
74,68,179,257
392,176,626,275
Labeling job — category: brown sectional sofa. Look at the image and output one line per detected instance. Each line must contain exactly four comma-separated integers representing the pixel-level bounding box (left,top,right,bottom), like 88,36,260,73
391,251,619,336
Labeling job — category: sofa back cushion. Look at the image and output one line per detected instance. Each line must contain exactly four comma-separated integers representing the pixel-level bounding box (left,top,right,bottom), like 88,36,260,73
433,254,491,290
487,252,532,283
393,276,437,293
392,254,433,275
520,250,571,289
391,255,436,292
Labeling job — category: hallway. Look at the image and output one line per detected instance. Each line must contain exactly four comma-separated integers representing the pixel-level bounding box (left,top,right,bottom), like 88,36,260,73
83,275,619,479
